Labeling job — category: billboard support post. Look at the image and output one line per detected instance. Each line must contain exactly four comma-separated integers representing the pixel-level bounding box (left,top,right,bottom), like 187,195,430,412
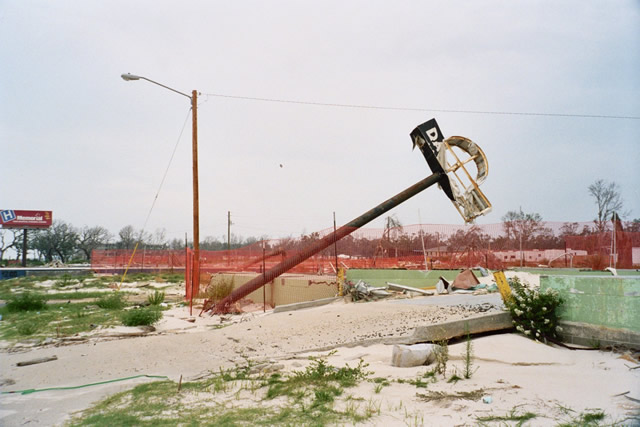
22,229,27,267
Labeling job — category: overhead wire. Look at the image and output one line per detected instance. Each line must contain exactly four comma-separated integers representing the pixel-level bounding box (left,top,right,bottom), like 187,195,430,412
118,107,192,288
203,92,640,120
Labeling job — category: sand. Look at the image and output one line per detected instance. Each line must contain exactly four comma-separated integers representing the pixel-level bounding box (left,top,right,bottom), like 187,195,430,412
1,293,639,426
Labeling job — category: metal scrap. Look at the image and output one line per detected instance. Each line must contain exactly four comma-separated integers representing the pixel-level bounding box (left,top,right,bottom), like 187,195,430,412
386,282,434,296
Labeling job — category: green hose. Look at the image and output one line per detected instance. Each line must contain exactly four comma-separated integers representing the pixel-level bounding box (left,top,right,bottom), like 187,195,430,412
1,374,169,395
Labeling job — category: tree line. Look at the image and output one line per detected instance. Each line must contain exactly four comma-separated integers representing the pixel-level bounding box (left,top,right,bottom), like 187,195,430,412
0,179,636,264
0,223,259,264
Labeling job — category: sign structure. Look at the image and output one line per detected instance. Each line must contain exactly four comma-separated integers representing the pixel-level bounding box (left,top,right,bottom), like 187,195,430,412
0,210,53,229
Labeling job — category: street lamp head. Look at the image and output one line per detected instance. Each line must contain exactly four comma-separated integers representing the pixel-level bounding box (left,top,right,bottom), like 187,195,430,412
121,73,142,81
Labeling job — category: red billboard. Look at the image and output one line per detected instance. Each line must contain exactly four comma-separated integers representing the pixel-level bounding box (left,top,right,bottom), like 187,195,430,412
0,210,53,229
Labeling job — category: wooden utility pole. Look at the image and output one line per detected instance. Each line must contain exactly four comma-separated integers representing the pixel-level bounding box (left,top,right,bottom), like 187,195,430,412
228,211,231,251
191,90,200,297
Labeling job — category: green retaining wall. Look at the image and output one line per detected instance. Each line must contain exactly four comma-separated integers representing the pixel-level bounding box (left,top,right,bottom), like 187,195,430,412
540,275,640,332
345,269,480,289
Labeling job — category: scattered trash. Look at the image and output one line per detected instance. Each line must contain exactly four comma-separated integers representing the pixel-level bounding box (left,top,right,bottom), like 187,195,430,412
436,277,450,294
473,266,490,277
482,395,493,404
605,267,618,276
386,282,434,296
347,280,391,301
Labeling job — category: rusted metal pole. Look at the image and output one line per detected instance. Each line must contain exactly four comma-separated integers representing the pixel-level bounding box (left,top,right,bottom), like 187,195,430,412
213,172,445,313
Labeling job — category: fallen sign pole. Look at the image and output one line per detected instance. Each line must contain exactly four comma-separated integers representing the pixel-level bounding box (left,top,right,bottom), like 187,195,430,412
208,171,445,314
207,118,492,314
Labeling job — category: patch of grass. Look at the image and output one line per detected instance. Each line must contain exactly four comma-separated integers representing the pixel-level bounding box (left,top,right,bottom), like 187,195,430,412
95,292,127,310
16,319,42,336
147,290,165,306
418,388,485,402
68,356,377,426
266,352,371,403
0,302,121,341
45,291,109,301
556,408,607,426
121,308,162,326
476,407,538,425
371,377,390,393
6,292,48,312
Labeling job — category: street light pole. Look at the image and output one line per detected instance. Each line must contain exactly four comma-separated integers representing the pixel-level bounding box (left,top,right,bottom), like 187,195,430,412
191,89,200,301
121,73,200,300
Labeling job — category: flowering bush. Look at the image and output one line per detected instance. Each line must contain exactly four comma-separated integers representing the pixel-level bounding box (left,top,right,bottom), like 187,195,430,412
505,277,564,343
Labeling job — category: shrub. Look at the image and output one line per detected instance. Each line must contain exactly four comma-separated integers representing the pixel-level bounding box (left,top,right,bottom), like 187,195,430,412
147,290,165,306
96,292,127,310
505,277,564,343
121,308,163,326
202,275,235,302
6,292,48,312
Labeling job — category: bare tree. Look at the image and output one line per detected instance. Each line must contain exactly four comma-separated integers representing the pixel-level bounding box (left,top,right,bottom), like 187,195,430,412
0,229,18,261
502,209,546,265
118,225,137,249
502,209,545,245
77,226,112,261
151,228,167,248
588,179,625,232
559,222,580,237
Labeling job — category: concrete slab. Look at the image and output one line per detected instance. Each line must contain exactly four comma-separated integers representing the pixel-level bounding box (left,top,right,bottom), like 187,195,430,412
390,292,503,308
399,311,513,344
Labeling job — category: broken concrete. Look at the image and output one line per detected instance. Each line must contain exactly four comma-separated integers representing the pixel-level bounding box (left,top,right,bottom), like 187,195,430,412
391,343,439,367
452,268,480,289
400,311,513,344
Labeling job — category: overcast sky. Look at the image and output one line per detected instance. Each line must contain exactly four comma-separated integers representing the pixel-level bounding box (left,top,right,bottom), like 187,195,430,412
1,1,639,244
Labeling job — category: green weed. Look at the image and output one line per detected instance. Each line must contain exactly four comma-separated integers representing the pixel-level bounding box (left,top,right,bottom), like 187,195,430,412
95,293,127,310
463,325,476,379
434,340,449,378
476,407,538,425
147,290,165,306
121,308,162,326
418,388,485,402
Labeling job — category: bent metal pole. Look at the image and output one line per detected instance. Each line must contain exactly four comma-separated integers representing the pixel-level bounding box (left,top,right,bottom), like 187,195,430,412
212,171,445,314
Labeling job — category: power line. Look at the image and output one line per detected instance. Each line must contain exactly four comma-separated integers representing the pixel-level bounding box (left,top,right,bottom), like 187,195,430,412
203,92,639,120
140,107,192,233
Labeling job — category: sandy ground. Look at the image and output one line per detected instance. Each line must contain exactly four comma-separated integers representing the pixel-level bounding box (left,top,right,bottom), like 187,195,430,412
1,289,639,425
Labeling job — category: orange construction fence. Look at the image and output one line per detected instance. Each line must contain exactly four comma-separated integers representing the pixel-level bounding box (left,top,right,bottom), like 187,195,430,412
91,221,640,278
